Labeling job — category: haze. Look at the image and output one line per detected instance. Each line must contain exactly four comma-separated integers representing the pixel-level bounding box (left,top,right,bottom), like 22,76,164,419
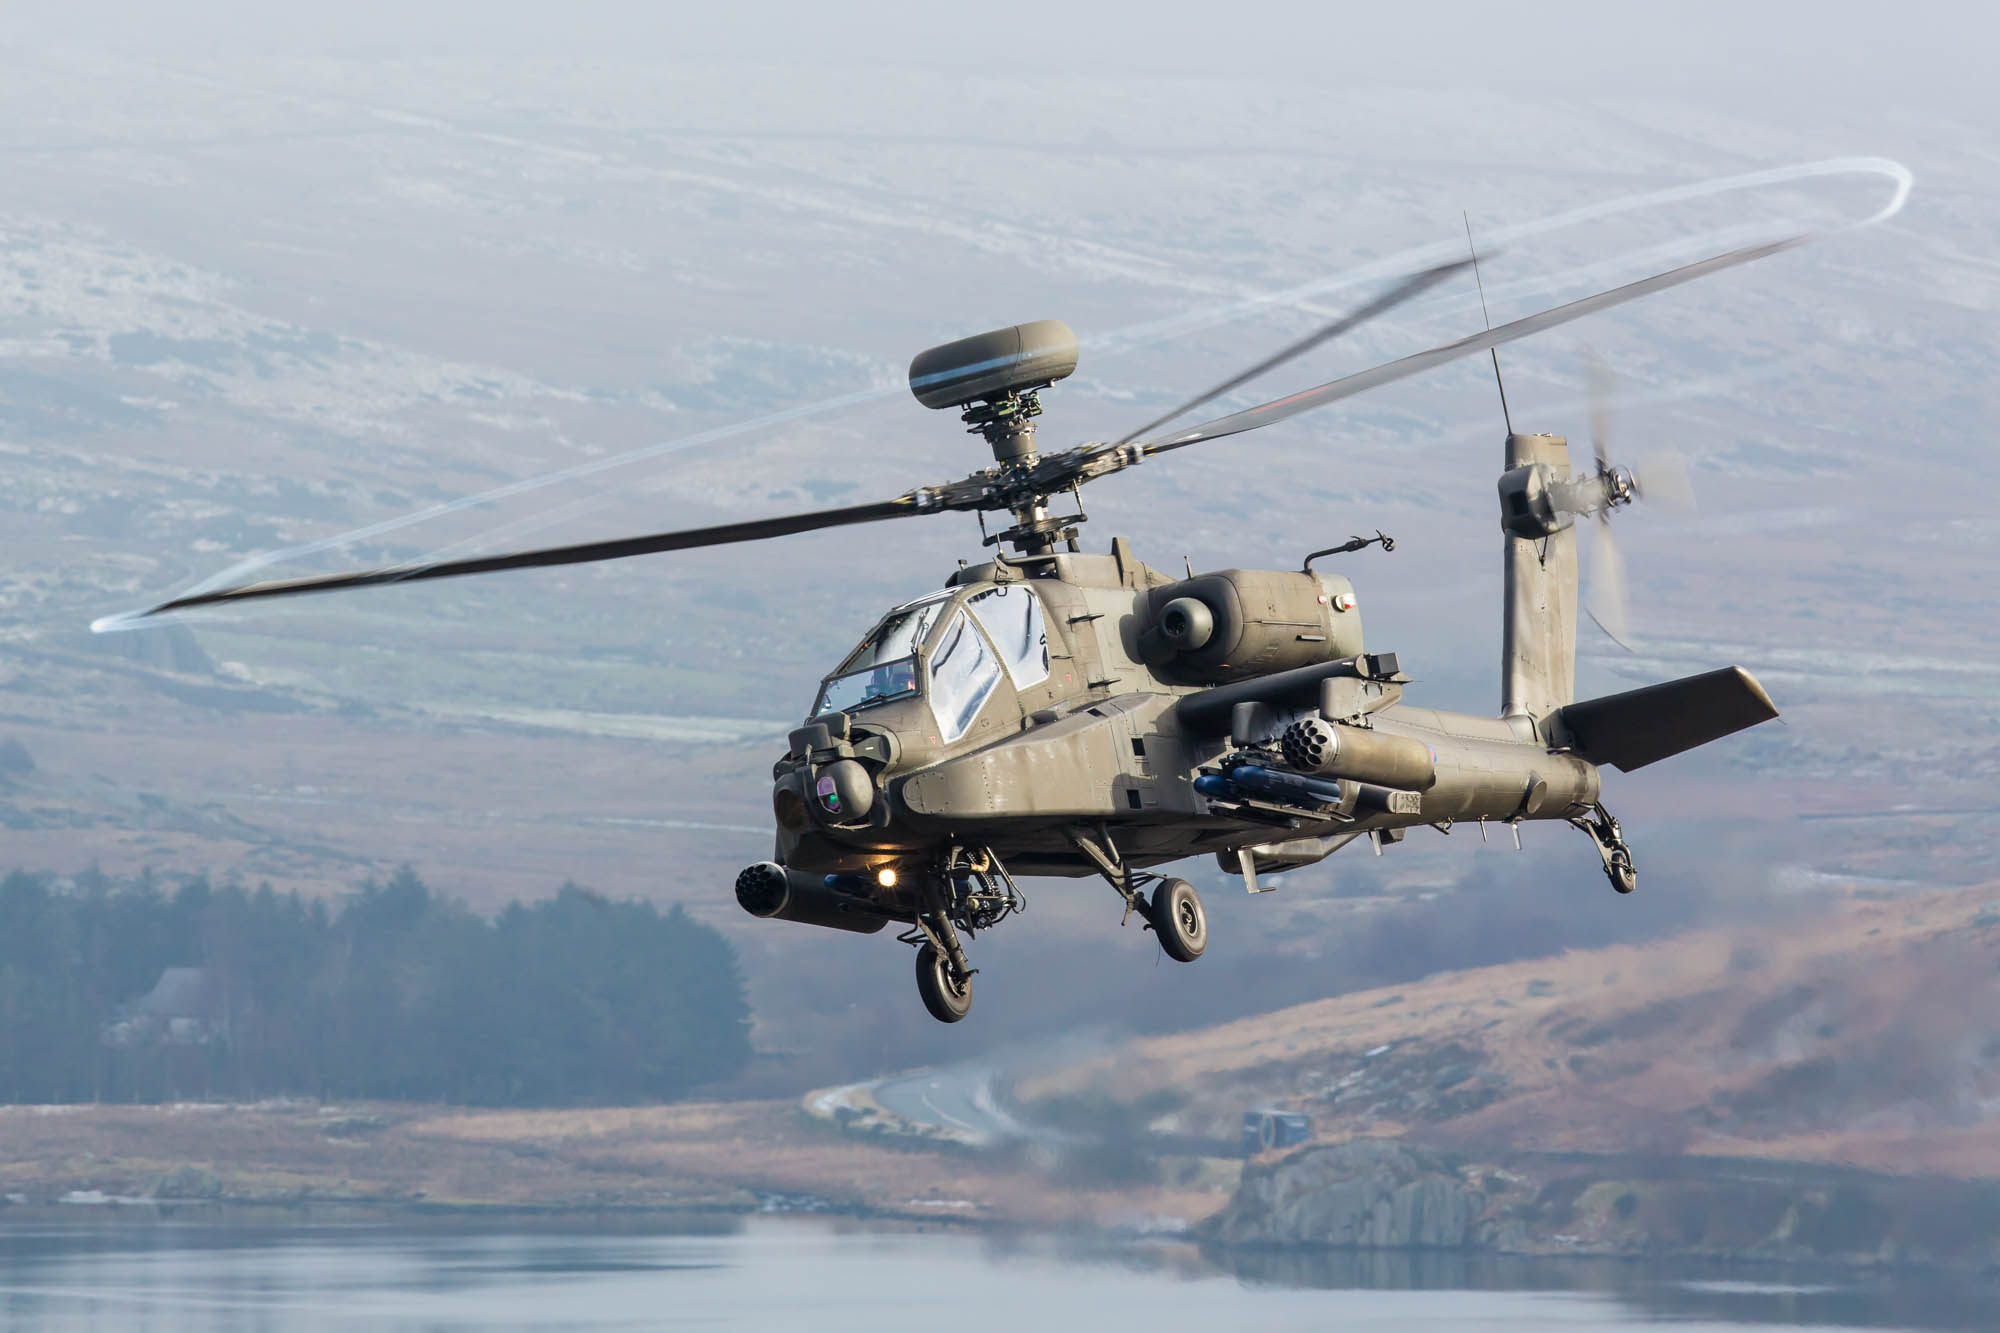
3,0,1995,1077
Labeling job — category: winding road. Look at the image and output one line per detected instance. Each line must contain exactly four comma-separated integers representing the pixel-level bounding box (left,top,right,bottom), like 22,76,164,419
869,1063,1022,1144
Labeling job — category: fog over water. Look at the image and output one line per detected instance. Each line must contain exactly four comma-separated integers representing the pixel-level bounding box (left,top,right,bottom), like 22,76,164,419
0,1217,1991,1331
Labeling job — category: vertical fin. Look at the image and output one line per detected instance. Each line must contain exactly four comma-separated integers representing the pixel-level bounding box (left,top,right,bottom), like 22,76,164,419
1501,432,1578,729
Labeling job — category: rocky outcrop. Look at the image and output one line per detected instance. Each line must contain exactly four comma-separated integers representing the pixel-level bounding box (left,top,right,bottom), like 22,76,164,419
1210,1142,2000,1269
1210,1139,1483,1248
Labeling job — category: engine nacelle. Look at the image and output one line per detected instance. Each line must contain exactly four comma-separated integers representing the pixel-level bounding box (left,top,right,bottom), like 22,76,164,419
1138,568,1364,685
734,861,888,934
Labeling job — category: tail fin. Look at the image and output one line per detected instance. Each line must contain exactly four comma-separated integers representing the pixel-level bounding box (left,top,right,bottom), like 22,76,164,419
1498,432,1577,727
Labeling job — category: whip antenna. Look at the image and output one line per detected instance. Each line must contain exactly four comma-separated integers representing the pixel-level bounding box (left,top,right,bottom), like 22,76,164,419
1463,211,1514,434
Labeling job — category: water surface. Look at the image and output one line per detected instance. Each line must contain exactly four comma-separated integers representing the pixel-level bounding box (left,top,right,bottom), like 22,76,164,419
0,1214,1989,1330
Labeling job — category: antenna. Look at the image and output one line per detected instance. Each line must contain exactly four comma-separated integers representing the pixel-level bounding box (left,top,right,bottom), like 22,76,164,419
1462,211,1514,434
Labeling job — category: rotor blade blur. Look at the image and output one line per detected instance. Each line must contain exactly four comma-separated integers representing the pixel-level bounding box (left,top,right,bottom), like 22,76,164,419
1587,351,1615,473
1635,448,1698,511
1586,515,1633,651
137,496,927,618
1109,259,1473,447
1141,232,1810,455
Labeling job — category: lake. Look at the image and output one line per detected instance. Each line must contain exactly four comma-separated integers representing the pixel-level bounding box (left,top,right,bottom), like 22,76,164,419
0,1213,1990,1330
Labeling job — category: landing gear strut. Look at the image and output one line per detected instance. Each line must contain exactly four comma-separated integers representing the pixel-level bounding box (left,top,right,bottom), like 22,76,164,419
1569,802,1637,894
1069,827,1208,963
898,846,1024,1023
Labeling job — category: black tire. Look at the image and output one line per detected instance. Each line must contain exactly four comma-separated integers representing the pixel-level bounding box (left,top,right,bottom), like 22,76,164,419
1150,878,1207,962
915,943,973,1023
1608,854,1638,895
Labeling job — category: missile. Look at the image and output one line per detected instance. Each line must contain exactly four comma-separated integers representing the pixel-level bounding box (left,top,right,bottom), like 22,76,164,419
1196,765,1425,818
1195,765,1347,808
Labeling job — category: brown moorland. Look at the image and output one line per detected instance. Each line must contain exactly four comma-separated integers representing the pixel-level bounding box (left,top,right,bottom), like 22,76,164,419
1018,881,2000,1180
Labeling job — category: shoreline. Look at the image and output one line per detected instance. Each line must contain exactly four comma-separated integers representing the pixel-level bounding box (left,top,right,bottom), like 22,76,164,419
7,1152,1999,1282
2,1196,1997,1286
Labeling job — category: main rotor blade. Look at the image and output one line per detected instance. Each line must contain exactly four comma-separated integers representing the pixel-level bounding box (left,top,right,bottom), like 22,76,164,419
1141,232,1809,455
1109,259,1473,447
136,496,927,619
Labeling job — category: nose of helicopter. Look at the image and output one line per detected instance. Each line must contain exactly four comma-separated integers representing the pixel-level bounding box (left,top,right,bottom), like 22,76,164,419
774,713,902,836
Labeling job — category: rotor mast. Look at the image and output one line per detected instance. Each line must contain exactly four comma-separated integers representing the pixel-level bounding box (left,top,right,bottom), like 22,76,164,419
909,319,1088,559
960,387,1078,557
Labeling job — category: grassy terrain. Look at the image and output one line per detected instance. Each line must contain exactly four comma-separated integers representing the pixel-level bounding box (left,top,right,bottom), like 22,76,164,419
1018,880,2000,1181
10,880,1997,1246
0,1097,1225,1229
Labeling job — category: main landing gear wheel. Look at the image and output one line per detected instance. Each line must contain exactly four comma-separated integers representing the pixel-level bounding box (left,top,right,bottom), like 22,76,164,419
915,942,974,1023
1150,877,1207,962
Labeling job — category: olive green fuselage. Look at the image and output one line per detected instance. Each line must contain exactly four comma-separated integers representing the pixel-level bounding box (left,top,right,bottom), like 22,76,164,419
772,539,1598,890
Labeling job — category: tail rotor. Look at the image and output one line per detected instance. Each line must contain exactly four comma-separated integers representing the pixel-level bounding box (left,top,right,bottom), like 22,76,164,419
1578,354,1695,651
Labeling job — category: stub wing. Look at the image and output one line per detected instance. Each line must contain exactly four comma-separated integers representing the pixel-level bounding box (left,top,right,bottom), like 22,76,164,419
1559,666,1778,772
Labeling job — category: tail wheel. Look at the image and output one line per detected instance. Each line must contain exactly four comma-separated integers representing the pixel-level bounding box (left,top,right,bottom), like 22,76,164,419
915,943,974,1023
1608,851,1638,895
1150,878,1207,962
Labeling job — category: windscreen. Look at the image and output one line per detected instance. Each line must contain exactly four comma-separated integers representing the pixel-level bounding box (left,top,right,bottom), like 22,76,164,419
833,594,949,674
966,584,1049,688
814,594,949,716
928,610,1001,743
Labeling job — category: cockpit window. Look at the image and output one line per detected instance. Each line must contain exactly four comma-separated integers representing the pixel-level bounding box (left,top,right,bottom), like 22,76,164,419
927,610,1001,743
832,594,949,675
815,593,949,716
966,584,1049,688
816,657,919,715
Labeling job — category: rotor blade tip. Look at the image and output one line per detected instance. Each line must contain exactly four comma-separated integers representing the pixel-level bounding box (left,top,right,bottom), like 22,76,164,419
1584,606,1635,654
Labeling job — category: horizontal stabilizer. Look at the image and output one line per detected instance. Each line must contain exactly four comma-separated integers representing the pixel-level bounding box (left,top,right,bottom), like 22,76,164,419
1559,666,1777,772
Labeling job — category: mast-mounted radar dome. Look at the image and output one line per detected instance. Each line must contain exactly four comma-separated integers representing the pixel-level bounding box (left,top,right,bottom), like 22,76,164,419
908,320,1078,411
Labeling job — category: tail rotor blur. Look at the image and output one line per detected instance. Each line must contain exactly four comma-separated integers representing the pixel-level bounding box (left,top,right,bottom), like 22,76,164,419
1634,446,1697,511
1586,513,1633,650
1578,354,1696,651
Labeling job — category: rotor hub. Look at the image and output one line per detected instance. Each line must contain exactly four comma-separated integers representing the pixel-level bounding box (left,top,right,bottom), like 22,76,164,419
961,388,1045,465
989,510,1078,555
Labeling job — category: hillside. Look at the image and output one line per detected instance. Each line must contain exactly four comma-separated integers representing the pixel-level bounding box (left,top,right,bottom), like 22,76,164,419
7,882,2000,1265
1020,882,2000,1180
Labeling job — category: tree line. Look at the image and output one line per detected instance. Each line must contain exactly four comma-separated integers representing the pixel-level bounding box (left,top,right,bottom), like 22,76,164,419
0,866,751,1106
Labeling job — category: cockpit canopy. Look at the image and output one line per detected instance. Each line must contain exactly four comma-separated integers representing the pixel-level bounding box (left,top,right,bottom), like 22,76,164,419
816,594,948,717
814,584,1049,744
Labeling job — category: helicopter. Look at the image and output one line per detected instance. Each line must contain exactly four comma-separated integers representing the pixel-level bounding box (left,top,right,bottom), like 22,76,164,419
128,229,1808,1023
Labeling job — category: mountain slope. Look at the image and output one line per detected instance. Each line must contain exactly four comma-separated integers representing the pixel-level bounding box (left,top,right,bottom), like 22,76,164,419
1024,882,2000,1179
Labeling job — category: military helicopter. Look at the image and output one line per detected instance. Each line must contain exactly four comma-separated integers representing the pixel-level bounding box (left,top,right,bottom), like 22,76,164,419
130,230,1807,1023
